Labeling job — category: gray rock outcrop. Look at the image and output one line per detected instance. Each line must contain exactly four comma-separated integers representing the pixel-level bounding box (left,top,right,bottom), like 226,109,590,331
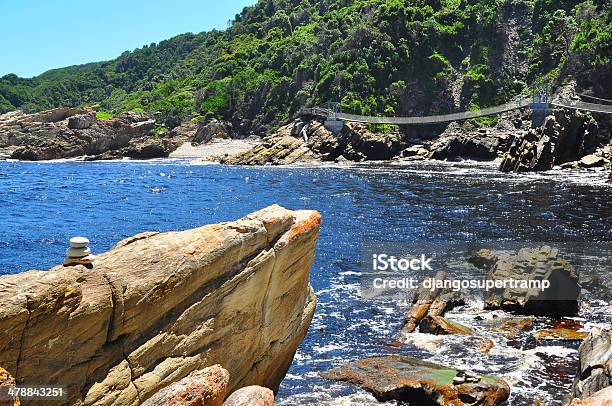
68,113,96,130
0,108,183,160
499,108,610,172
483,246,580,316
221,119,406,165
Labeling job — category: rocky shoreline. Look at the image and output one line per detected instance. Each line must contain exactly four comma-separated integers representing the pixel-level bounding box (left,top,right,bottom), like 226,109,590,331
221,107,611,174
1,95,610,178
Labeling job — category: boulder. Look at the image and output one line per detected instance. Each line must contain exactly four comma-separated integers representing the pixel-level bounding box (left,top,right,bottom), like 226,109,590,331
193,120,238,144
484,246,581,316
68,113,96,129
223,386,274,406
0,205,320,405
579,154,606,168
338,124,403,160
572,328,612,399
430,133,504,160
144,365,229,406
322,355,510,405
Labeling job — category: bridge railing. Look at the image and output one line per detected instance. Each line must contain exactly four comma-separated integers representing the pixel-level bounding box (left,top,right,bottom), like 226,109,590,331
298,94,612,126
551,99,612,114
333,99,532,125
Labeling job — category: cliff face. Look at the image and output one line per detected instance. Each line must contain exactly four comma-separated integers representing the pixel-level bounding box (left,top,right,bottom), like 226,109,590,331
0,205,320,405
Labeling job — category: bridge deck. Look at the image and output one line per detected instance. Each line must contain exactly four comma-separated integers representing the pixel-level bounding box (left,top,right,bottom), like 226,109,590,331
301,97,612,125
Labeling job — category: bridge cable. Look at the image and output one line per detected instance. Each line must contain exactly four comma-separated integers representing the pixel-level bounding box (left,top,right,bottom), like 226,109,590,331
576,93,612,104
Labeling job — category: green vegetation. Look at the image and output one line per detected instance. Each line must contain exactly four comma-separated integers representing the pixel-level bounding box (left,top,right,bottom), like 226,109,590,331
152,126,169,136
0,0,609,132
96,111,113,120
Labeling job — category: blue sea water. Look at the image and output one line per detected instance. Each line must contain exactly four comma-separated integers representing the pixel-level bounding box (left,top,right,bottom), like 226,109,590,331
1,159,610,405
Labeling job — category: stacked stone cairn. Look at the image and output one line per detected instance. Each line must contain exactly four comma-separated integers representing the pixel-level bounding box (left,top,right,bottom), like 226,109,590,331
63,236,96,267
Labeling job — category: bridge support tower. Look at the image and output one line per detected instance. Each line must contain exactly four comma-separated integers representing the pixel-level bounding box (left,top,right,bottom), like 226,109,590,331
531,83,551,127
323,101,344,134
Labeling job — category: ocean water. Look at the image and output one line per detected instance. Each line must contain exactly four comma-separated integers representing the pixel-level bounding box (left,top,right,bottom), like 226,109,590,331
1,159,610,405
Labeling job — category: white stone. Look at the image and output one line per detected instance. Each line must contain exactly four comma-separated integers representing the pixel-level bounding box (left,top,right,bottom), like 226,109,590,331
66,246,91,258
70,237,90,248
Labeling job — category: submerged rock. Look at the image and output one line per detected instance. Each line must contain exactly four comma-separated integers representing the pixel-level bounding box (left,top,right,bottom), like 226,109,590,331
419,316,474,335
0,205,320,405
579,154,606,168
535,328,589,341
572,328,612,400
144,365,229,406
468,249,499,271
484,246,580,316
193,120,240,144
322,355,510,405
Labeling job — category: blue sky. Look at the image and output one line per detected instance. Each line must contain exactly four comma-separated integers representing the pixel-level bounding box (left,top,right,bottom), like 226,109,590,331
0,0,256,78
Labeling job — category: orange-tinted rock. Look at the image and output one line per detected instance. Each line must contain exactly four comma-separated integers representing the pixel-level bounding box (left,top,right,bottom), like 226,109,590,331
0,368,19,406
569,386,612,405
143,365,229,406
419,316,474,335
403,271,465,333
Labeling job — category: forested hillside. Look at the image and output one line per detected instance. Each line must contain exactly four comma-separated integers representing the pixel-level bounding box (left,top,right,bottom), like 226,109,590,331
1,0,610,133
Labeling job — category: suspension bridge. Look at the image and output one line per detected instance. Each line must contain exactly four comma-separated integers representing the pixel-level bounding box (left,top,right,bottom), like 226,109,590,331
299,86,612,133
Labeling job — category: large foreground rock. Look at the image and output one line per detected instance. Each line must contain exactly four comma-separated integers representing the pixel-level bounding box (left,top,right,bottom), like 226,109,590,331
322,355,510,405
0,205,320,405
572,328,612,400
483,246,580,316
